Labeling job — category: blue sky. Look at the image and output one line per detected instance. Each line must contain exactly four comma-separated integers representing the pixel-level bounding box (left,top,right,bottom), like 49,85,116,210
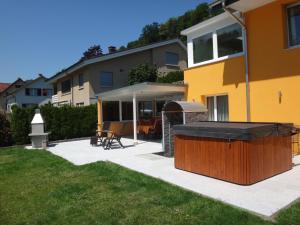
0,0,207,83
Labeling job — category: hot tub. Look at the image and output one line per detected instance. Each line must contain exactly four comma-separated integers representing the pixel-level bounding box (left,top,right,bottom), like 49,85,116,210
173,122,293,185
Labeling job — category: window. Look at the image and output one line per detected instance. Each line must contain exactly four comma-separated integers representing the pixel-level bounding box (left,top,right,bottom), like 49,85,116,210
193,33,214,64
156,100,165,116
25,88,30,96
78,74,84,88
207,95,229,122
54,85,57,95
100,72,113,87
61,79,71,93
165,52,179,65
76,102,84,107
138,101,153,119
287,3,300,47
103,102,119,121
217,23,243,57
122,102,133,120
42,89,53,96
192,23,243,66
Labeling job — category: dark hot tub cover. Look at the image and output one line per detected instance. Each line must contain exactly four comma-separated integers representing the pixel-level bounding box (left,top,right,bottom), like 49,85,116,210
173,122,294,141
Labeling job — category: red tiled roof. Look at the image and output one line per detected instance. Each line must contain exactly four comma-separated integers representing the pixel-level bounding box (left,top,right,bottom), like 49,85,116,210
0,83,11,93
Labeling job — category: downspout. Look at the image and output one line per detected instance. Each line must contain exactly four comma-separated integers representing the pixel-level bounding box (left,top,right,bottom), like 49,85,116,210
222,0,251,122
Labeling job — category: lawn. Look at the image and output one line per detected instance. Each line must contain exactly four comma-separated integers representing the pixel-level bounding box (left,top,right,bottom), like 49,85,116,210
0,148,299,225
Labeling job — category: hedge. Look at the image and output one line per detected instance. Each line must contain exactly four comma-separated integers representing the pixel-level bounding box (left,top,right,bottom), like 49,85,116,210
11,104,97,145
0,112,12,147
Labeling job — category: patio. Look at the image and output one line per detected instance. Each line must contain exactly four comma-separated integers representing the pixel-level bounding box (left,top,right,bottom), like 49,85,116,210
46,138,300,218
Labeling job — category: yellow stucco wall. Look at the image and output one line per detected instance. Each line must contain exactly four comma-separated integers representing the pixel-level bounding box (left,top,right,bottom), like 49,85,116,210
184,0,300,154
185,56,247,122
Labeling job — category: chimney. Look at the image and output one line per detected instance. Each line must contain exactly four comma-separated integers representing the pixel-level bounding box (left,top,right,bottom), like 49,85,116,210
108,46,117,54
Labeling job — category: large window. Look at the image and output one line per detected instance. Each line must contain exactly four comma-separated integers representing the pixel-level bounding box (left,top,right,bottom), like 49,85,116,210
217,23,243,57
25,88,52,96
193,33,214,64
165,52,179,65
103,101,119,121
138,101,153,119
192,23,243,65
122,102,133,120
287,3,300,47
61,79,71,93
207,95,229,122
100,72,113,87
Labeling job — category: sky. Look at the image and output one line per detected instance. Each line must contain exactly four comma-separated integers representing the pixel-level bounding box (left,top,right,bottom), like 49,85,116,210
0,0,207,83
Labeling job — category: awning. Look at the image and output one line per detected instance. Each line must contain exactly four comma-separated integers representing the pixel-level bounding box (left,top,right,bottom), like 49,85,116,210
95,82,187,101
163,101,208,113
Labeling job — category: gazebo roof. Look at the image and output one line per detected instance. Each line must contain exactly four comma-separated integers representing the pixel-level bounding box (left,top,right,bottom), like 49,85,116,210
95,82,187,101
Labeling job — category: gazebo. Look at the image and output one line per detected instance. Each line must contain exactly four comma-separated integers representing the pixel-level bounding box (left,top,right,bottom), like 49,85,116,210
95,82,187,145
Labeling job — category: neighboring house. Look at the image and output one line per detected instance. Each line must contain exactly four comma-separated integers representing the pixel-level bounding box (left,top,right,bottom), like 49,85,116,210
181,0,300,153
5,75,53,112
47,39,187,106
0,78,25,111
0,83,11,111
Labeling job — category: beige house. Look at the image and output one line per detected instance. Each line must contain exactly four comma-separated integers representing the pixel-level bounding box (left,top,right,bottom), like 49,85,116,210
47,39,187,107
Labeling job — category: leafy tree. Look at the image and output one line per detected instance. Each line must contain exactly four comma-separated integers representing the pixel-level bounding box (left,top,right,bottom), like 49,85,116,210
80,45,103,61
0,112,12,147
128,64,158,85
126,3,211,49
157,71,184,83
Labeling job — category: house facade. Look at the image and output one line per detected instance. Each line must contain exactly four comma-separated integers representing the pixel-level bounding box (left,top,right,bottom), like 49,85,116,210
47,39,187,106
181,0,300,153
4,75,53,112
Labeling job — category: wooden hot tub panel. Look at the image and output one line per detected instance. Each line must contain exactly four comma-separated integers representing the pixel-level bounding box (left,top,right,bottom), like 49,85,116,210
174,135,292,185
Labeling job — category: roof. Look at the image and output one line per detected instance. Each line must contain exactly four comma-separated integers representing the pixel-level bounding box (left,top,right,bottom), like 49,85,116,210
0,83,11,93
6,75,46,95
0,78,24,94
163,101,208,113
47,39,187,84
209,0,275,13
95,82,187,101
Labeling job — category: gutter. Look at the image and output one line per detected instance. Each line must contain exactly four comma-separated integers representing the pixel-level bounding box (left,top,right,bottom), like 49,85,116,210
221,0,251,122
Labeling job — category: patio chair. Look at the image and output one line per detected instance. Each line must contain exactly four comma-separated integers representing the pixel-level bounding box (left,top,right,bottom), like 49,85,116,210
148,119,162,139
90,122,110,146
102,123,125,150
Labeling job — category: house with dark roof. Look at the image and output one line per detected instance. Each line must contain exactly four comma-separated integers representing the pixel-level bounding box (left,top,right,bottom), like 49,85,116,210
2,75,53,112
47,39,187,106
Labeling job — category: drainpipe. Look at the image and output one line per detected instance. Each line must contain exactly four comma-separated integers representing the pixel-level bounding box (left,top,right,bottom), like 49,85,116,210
222,0,251,122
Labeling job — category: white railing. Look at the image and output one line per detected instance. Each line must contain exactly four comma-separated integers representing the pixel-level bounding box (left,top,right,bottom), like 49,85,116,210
52,95,58,104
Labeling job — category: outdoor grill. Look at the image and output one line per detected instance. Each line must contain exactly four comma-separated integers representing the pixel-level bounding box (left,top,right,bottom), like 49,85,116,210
28,109,50,149
162,101,208,157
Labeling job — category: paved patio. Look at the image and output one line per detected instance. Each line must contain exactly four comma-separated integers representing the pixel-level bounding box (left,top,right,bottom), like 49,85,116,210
45,138,300,218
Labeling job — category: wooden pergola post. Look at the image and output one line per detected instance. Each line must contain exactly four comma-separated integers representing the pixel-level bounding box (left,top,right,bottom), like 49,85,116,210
97,97,103,131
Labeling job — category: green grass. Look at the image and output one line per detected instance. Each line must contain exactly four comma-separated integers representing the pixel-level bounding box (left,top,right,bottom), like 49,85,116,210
0,148,299,225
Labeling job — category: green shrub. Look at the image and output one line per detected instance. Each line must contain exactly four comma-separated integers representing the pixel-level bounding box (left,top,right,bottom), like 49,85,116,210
128,64,158,85
11,104,97,145
156,71,184,83
0,112,12,147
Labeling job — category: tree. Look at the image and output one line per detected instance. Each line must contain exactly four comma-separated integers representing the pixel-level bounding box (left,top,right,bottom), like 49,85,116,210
128,64,158,85
80,45,103,61
156,71,184,83
0,112,12,147
139,22,161,44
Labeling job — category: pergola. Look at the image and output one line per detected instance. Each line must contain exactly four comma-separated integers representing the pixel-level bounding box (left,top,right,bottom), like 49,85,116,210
95,82,187,145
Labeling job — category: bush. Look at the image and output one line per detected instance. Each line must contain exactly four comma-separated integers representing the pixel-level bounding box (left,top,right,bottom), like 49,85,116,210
0,112,12,147
128,64,158,85
11,104,97,145
156,71,184,83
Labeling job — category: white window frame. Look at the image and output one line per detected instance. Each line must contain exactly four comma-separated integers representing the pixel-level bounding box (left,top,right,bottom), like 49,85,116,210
188,21,245,68
286,2,300,49
206,94,228,122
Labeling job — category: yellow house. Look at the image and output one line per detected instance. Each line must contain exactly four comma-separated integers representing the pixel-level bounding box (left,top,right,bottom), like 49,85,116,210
181,0,300,153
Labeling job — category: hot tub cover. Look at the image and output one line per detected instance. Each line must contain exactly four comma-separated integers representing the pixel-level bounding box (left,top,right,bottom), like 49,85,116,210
173,122,294,140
